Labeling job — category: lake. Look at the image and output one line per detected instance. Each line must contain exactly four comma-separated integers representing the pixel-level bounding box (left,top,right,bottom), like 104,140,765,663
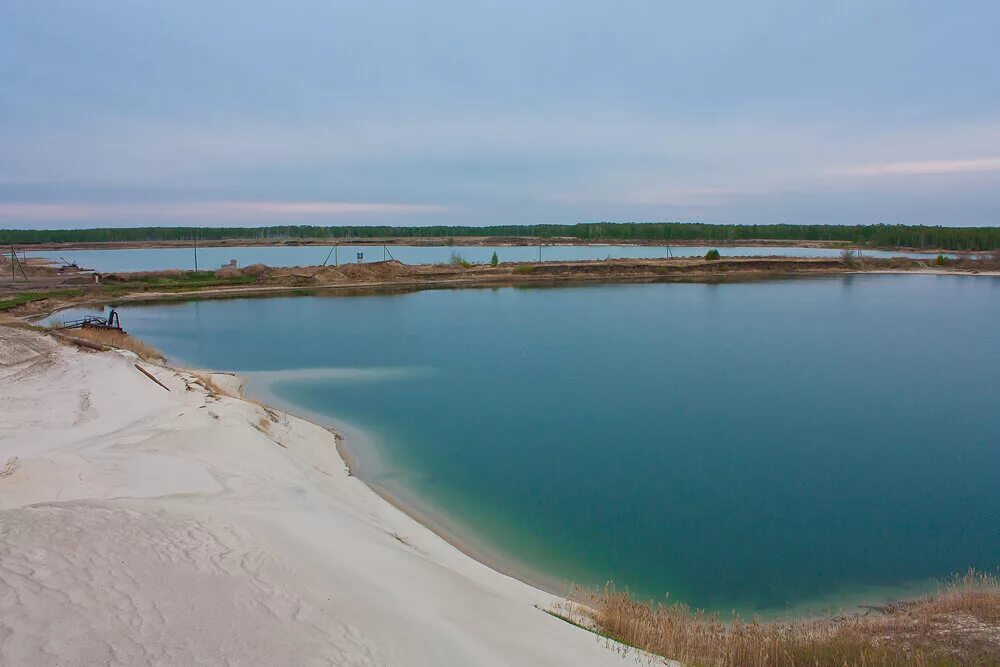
27,243,943,273
47,275,1000,615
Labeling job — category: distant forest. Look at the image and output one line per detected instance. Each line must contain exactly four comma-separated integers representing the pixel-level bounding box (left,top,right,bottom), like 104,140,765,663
2,223,999,251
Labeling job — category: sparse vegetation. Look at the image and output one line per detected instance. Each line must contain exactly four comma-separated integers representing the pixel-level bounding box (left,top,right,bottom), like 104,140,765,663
60,327,165,363
934,254,951,266
253,403,283,440
449,251,474,268
190,372,232,397
102,270,256,291
0,290,84,311
577,570,1000,666
841,248,858,265
513,264,537,274
705,249,721,260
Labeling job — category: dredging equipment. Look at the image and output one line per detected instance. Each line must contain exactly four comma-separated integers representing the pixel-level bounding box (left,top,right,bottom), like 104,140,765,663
57,308,124,333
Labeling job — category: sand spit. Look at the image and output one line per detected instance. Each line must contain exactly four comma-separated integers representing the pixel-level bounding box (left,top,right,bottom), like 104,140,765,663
0,325,629,666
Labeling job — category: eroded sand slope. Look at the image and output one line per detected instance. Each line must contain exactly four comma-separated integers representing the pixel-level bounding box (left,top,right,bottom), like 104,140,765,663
0,326,626,666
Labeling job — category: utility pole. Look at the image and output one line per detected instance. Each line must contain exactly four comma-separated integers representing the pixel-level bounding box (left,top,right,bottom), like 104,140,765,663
193,229,199,271
9,247,27,286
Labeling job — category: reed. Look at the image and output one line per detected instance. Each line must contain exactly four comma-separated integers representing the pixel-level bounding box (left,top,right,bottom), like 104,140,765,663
581,570,1000,666
64,327,165,363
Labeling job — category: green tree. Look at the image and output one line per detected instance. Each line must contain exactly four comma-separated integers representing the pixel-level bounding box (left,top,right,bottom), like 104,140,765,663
490,251,499,266
705,249,721,260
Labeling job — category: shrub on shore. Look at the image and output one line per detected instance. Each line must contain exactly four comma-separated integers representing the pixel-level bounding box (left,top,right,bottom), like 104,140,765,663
490,251,499,267
705,249,721,260
575,569,1000,666
513,264,536,274
449,251,473,268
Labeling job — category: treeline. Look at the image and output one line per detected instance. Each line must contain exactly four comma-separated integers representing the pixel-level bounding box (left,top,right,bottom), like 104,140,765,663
2,223,998,250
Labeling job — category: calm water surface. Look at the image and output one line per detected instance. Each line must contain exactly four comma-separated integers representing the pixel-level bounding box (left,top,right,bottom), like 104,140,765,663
28,244,941,272
50,276,1000,614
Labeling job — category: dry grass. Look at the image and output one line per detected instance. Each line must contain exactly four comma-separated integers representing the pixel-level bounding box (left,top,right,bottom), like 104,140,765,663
189,371,232,398
64,327,165,363
251,401,281,431
950,252,1000,272
577,570,1000,666
256,414,273,433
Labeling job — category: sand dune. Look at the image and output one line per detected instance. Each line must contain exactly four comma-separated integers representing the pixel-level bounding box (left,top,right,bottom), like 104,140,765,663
0,326,629,665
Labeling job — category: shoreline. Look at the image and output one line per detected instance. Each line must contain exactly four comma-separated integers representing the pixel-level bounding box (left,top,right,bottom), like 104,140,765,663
0,323,631,664
10,254,1000,322
244,374,580,603
239,364,952,622
13,274,996,630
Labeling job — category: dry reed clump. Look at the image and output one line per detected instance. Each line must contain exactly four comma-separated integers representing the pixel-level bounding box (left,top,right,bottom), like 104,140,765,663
951,252,1000,272
65,327,165,363
580,571,1000,666
189,372,234,398
252,402,284,443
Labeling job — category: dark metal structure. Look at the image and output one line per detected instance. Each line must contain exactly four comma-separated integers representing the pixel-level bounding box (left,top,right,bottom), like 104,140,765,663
58,309,124,333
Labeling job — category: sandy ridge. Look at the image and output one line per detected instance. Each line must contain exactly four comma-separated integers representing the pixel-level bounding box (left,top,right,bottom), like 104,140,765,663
0,325,631,666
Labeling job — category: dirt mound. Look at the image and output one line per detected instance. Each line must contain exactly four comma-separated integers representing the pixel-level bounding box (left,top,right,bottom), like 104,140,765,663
241,263,270,277
310,267,349,283
337,260,415,281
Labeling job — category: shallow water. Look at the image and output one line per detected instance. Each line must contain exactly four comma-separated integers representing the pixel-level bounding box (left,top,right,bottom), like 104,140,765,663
48,275,1000,615
27,243,942,273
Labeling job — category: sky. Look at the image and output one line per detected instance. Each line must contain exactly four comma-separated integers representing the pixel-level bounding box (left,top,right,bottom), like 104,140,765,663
1,0,998,229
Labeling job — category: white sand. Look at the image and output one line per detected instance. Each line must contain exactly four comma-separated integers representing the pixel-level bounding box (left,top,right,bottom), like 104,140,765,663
0,326,635,666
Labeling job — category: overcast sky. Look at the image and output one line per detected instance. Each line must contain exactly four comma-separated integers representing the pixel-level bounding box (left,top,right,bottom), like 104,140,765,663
1,0,998,228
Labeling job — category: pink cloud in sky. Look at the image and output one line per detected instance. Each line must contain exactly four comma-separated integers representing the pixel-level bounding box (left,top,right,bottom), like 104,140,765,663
834,157,1000,177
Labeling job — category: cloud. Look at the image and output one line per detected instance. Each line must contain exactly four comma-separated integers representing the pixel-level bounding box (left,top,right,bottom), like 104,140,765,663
834,158,1000,177
0,200,448,224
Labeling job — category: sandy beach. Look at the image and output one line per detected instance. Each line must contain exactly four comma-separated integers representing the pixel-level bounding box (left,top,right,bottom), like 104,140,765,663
0,324,631,665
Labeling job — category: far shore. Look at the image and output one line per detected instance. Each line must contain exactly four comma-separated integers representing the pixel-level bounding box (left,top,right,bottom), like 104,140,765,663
10,235,968,255
6,254,1000,321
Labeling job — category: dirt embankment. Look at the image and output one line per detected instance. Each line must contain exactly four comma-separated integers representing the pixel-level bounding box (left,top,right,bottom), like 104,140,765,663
4,254,999,319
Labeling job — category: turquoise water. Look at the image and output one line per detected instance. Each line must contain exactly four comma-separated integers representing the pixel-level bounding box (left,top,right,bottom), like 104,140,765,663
49,276,1000,615
27,243,942,273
